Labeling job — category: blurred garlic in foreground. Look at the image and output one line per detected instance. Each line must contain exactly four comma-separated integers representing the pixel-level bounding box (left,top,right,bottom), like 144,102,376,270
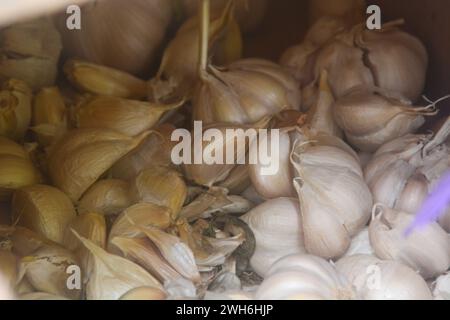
336,254,432,300
369,205,450,279
255,254,355,300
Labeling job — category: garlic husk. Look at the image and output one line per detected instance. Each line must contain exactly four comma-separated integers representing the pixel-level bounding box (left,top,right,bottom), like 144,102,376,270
32,87,68,147
12,184,77,245
240,198,305,277
218,164,252,195
343,228,374,257
0,79,32,141
369,205,450,279
433,273,450,300
3,226,58,257
0,18,62,90
63,60,148,99
108,203,172,251
193,59,301,125
129,166,187,220
336,254,432,300
0,249,17,292
150,1,242,102
78,179,133,216
74,96,183,136
58,0,172,75
112,236,186,286
120,286,167,300
75,232,163,300
180,0,269,33
18,245,81,300
292,134,372,259
255,254,355,300
308,0,365,25
111,124,177,180
334,86,434,152
48,128,150,202
20,292,69,300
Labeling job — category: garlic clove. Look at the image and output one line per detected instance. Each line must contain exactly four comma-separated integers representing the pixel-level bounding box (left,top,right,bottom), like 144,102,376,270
395,173,429,214
78,179,133,216
64,60,148,99
120,286,167,300
12,184,77,245
48,128,150,202
129,166,187,220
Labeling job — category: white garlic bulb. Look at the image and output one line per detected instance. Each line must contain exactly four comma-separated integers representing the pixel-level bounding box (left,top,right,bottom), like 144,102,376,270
292,133,372,259
240,198,305,277
336,254,432,300
369,205,450,279
255,254,355,300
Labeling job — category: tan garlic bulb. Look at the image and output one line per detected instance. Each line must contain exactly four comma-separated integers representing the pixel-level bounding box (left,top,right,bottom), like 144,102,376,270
74,95,182,136
0,137,41,201
193,58,301,125
78,179,133,216
369,205,450,279
240,198,306,277
11,184,77,245
0,79,32,141
150,1,242,102
64,60,148,99
364,118,450,212
129,166,187,220
255,254,355,300
292,133,373,259
308,0,365,25
0,18,62,90
32,87,68,147
58,0,173,75
48,128,150,202
334,86,435,152
18,245,81,300
180,0,269,33
111,124,177,180
336,254,433,300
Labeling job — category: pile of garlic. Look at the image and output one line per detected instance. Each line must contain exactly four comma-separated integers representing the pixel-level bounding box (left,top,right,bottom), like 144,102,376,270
0,0,449,301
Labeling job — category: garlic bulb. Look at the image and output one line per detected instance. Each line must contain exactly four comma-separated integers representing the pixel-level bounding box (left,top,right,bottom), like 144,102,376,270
364,118,450,212
369,205,450,279
255,254,355,300
32,87,68,147
240,198,305,277
334,86,435,152
64,60,148,99
12,184,77,245
150,1,242,102
0,18,62,90
74,95,182,136
292,133,372,259
58,0,173,75
343,228,374,257
193,58,301,125
120,286,167,300
336,254,432,300
0,249,17,292
433,273,450,300
308,0,365,25
0,79,32,141
18,245,81,300
78,179,133,216
129,166,187,219
0,137,41,201
48,128,150,202
111,124,177,180
75,232,163,300
180,0,269,33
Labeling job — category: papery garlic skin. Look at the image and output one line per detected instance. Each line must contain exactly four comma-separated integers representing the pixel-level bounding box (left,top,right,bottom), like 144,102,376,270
240,198,305,277
336,254,432,300
292,134,372,259
255,254,355,300
369,205,450,279
343,228,374,257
